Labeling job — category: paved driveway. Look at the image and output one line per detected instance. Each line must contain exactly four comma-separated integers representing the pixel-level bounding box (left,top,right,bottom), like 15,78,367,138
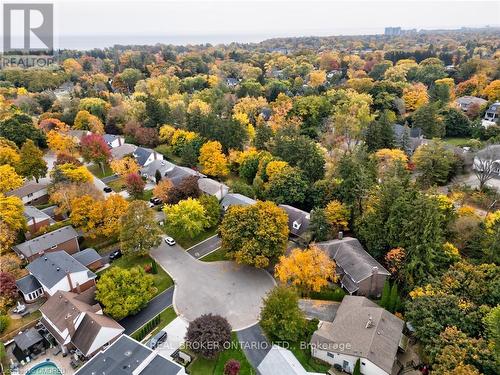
237,323,271,368
150,239,275,330
187,235,221,258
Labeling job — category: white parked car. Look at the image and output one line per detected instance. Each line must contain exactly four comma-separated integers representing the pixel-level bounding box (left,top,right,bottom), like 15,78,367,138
164,236,176,246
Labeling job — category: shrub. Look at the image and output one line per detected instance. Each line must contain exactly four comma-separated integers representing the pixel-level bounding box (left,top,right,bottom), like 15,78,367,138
185,314,232,359
0,315,9,334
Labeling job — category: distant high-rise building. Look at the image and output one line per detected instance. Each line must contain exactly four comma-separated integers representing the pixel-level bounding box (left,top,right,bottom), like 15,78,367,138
385,27,402,36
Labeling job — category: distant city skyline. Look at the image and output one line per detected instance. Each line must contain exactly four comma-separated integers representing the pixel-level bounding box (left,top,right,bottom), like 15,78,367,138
4,0,500,49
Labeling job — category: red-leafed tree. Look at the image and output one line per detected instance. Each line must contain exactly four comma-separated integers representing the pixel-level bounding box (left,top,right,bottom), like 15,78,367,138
0,272,18,301
80,134,111,174
224,359,241,375
125,173,145,199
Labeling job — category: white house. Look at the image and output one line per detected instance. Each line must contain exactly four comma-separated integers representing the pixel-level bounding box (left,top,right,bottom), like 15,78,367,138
25,251,97,297
40,288,124,357
310,296,405,375
198,177,229,201
482,102,500,128
133,146,164,167
6,181,49,205
102,134,125,148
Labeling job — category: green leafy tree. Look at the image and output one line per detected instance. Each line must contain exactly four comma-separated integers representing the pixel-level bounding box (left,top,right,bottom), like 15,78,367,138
198,194,221,228
412,103,445,138
163,198,208,239
120,201,163,255
17,139,47,182
413,140,456,187
309,208,330,241
219,201,289,268
95,266,156,320
260,286,307,342
264,166,308,206
0,113,46,147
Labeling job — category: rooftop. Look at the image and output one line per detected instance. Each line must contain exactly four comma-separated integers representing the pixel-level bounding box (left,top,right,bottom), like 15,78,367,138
6,181,48,198
24,205,51,222
14,226,79,259
27,251,96,289
311,296,404,374
72,248,102,268
15,274,42,295
221,193,256,209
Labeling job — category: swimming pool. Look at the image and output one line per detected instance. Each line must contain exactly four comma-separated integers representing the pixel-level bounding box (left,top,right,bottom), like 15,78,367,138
26,361,62,375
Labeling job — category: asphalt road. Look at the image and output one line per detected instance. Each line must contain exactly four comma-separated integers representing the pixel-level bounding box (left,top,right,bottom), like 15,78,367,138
119,287,174,335
237,323,272,368
187,235,221,259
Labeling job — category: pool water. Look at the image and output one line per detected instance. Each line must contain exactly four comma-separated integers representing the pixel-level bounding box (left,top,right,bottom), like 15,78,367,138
26,361,62,375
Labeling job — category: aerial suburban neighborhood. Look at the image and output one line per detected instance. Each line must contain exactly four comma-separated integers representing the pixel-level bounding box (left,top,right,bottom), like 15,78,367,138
0,1,499,375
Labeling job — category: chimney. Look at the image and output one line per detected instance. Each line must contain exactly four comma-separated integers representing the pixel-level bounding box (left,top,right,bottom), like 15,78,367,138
66,272,74,291
365,314,374,329
338,231,344,240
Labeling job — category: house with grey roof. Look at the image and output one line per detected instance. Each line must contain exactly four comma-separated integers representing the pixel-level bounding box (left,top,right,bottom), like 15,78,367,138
315,237,390,297
72,248,103,271
482,101,500,128
25,251,96,297
220,193,256,212
258,345,310,375
455,96,487,113
473,144,500,177
23,205,52,237
13,225,80,262
279,204,310,241
310,296,405,375
198,177,229,201
392,124,427,155
165,165,204,187
75,335,185,375
69,129,91,143
110,143,137,160
6,181,49,205
133,146,164,167
40,289,124,358
102,134,125,148
141,159,176,182
16,275,43,303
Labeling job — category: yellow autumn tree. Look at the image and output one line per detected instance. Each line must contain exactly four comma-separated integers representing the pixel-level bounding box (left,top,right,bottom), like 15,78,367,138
483,80,500,101
268,93,295,132
265,160,289,180
47,130,77,155
374,148,408,176
0,164,23,193
325,200,350,233
0,138,20,167
153,179,173,203
73,110,104,134
110,157,139,176
403,83,429,111
309,70,327,88
158,124,176,143
55,163,93,183
0,194,26,253
187,98,211,115
275,246,336,295
198,141,229,177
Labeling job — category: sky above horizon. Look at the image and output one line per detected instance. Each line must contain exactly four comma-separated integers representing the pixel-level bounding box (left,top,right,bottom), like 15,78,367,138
4,0,500,48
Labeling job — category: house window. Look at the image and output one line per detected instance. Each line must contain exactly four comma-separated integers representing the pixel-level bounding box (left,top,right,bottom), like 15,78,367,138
27,193,33,197
327,352,334,358
292,221,301,230
362,362,366,366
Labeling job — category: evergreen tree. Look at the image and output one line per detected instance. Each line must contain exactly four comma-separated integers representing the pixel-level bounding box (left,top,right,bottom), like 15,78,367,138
380,280,391,309
309,208,330,241
17,139,47,182
353,359,361,375
154,169,162,184
388,282,400,313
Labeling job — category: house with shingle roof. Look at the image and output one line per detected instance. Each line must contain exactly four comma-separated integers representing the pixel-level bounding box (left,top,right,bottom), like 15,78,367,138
23,205,52,237
279,204,310,241
75,335,185,375
455,96,487,113
310,296,405,375
102,134,125,148
140,159,176,182
110,143,137,160
6,181,49,205
220,193,256,212
133,146,163,167
40,288,124,357
165,165,204,186
198,177,229,201
24,251,96,297
13,225,80,262
72,248,103,271
315,237,390,297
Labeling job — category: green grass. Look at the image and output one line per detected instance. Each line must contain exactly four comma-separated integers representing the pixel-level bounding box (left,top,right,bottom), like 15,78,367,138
163,225,218,249
188,333,255,375
88,163,114,178
107,177,125,192
443,137,473,147
308,285,346,302
286,342,330,373
131,306,177,340
0,311,41,341
140,189,153,202
101,254,173,296
80,235,119,250
200,247,227,262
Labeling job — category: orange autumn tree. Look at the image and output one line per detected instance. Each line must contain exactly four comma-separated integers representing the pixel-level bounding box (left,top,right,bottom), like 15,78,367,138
153,179,173,203
110,156,139,176
275,246,336,295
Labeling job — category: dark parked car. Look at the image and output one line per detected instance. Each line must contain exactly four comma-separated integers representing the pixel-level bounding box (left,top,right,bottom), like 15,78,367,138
103,186,113,193
109,249,122,261
148,331,167,350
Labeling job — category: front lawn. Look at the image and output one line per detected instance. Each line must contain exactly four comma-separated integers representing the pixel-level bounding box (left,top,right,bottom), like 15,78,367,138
107,177,126,192
163,225,218,250
200,247,227,262
88,163,114,179
188,333,255,375
131,306,177,341
102,254,173,296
